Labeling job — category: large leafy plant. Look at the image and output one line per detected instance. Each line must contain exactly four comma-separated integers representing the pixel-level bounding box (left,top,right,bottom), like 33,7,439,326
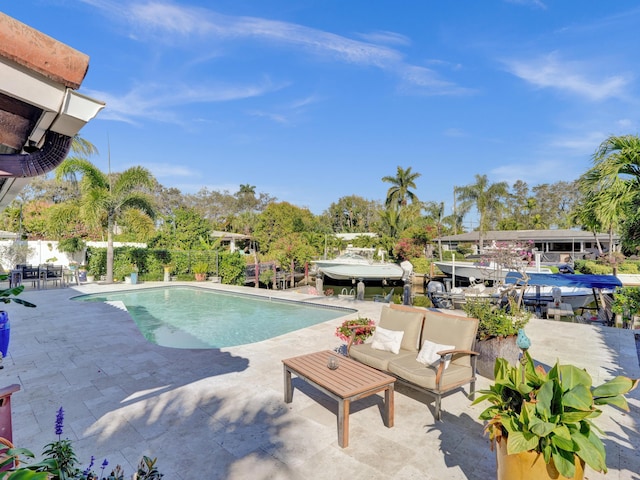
472,352,638,478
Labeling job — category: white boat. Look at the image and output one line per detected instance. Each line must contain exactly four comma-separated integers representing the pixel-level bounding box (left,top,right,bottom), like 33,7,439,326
504,272,622,311
433,260,552,284
427,273,621,312
312,248,412,282
312,252,374,270
317,261,411,281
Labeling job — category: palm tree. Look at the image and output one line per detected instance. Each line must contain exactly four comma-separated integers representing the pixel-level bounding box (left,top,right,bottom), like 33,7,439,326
71,135,100,158
382,166,421,208
55,158,156,283
455,174,509,253
578,134,640,262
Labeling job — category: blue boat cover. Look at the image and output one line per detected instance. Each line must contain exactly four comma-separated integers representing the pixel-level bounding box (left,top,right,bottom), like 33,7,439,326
505,272,622,289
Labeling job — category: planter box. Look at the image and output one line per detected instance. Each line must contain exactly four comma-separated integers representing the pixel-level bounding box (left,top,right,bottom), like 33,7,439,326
476,335,520,379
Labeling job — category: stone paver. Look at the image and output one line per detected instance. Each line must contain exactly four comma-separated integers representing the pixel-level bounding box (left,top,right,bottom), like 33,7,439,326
1,281,638,479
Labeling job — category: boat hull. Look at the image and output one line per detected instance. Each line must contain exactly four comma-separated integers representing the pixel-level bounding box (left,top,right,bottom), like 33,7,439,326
318,263,406,281
434,261,552,283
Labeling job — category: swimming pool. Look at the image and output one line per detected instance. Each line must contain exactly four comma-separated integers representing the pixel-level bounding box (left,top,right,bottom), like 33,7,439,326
74,287,354,349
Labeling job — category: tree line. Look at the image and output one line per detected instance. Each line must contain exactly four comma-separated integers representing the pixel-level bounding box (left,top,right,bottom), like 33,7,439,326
1,134,640,282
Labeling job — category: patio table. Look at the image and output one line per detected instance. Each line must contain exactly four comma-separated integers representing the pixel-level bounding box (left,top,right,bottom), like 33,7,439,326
283,350,395,448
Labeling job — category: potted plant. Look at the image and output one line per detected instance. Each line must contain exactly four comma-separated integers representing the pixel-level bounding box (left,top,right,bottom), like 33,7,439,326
464,298,530,379
193,262,208,281
611,286,640,328
473,352,638,480
0,276,36,363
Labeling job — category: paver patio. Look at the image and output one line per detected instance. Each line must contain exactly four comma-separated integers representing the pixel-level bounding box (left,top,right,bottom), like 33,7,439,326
2,282,639,479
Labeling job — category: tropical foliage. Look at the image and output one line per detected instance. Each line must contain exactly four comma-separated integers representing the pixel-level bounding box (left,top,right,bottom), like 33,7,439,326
473,352,638,479
55,158,156,283
4,133,640,277
463,299,530,341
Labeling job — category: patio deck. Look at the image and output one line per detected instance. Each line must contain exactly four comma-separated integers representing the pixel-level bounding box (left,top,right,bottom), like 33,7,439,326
2,282,639,479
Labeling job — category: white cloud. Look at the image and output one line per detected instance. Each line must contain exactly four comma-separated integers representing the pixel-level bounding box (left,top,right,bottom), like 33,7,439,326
139,163,196,178
550,131,606,153
504,52,630,101
490,159,572,185
504,0,547,9
84,79,281,125
83,0,463,94
356,30,411,47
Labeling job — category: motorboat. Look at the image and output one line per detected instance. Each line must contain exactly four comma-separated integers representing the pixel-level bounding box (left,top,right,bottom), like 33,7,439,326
317,262,411,282
504,272,622,311
312,248,413,282
433,259,552,284
312,252,374,270
427,272,621,312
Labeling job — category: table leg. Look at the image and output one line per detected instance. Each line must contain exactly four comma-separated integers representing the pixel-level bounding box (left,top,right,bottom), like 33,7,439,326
283,366,293,403
384,384,395,428
337,398,350,448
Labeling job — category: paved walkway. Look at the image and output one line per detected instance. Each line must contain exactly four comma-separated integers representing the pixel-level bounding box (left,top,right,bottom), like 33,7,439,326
2,282,639,479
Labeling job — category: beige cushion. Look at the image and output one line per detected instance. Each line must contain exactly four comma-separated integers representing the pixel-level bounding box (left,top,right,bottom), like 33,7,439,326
417,340,455,369
422,311,478,367
349,343,414,371
370,326,404,354
388,354,473,391
379,306,424,352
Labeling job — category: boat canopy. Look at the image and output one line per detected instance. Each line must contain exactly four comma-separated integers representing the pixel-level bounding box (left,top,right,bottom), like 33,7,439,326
505,272,622,290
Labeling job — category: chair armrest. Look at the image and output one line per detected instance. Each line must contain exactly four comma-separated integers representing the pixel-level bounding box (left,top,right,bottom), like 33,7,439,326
0,385,20,399
436,348,479,357
434,350,479,386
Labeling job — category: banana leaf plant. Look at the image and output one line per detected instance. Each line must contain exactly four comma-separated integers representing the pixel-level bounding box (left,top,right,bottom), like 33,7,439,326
472,351,638,478
0,275,36,308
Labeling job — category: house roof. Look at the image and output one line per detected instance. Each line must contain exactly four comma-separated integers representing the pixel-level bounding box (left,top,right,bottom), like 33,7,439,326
211,230,251,241
437,229,618,243
0,12,105,209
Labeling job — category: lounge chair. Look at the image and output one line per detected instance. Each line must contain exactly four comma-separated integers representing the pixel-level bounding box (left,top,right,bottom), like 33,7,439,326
373,288,394,303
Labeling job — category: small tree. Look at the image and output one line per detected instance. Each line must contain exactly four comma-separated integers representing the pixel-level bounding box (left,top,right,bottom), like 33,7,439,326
0,241,35,269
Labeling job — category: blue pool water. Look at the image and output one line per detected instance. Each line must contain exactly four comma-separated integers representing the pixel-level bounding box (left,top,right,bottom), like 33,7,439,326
74,287,353,349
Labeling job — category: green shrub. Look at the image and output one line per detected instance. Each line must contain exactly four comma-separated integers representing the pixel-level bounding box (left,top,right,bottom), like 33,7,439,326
218,251,246,285
575,259,612,274
463,299,530,341
618,261,640,273
409,257,429,274
412,295,431,307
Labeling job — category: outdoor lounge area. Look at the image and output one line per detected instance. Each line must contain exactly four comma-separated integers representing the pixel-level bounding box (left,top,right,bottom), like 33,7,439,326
2,282,639,479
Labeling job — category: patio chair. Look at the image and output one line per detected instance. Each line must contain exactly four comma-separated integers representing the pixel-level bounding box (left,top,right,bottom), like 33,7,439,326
43,265,63,288
20,266,41,289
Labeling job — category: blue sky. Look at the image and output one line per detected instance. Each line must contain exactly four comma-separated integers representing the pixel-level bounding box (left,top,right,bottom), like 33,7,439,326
5,1,640,223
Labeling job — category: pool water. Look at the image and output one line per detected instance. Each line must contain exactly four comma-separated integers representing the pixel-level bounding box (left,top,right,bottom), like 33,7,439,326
74,287,353,349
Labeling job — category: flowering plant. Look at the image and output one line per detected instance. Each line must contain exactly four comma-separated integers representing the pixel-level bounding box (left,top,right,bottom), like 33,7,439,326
0,407,163,479
335,317,376,344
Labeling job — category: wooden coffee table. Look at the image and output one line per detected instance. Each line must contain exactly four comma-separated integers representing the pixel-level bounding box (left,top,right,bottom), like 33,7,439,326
282,350,395,447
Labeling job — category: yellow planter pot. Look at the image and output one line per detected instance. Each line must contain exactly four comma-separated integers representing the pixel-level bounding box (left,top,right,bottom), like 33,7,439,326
496,440,585,480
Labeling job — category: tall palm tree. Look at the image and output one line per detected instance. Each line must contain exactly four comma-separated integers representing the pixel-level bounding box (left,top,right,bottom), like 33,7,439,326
382,166,421,208
55,158,156,283
578,134,640,261
455,174,509,253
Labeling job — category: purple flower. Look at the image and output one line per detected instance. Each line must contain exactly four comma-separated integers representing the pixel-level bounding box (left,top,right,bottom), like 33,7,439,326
55,407,64,438
100,458,109,474
83,455,95,476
